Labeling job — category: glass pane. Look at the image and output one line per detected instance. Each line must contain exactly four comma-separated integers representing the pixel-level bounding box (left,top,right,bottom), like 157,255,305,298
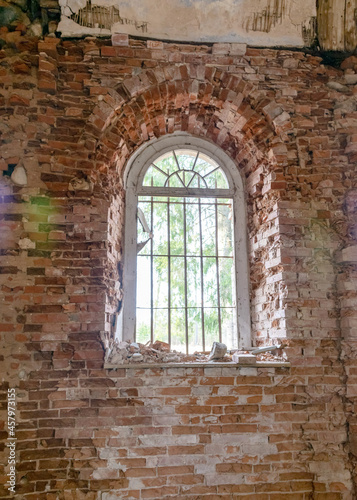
154,151,178,177
187,307,203,353
153,308,168,344
193,153,218,177
175,150,197,170
203,257,218,307
201,203,216,256
186,201,200,256
143,165,168,187
221,308,236,349
136,308,151,344
153,256,168,308
170,257,185,308
170,202,184,255
171,308,186,352
152,200,168,255
186,257,201,307
205,168,229,189
219,257,234,307
217,200,233,257
203,308,219,347
167,172,184,188
137,256,151,308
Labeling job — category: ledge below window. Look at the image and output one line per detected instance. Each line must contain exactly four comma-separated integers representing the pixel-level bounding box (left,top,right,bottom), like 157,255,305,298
104,361,290,369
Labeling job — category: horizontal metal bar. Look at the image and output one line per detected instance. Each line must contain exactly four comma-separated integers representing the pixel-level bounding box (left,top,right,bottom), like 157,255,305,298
137,187,233,197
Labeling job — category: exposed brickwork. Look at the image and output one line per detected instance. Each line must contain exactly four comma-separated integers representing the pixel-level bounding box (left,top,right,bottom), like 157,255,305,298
0,36,357,498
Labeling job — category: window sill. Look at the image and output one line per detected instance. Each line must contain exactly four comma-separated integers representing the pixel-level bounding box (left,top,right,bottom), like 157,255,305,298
104,361,290,369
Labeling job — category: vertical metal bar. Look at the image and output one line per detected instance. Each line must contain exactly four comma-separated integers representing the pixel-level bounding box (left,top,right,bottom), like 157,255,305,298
167,197,171,348
215,197,222,343
150,192,154,344
198,197,205,352
173,150,181,170
183,197,189,354
192,151,199,171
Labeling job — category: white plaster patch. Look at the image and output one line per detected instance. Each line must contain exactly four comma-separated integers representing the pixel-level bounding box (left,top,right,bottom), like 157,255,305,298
58,0,316,46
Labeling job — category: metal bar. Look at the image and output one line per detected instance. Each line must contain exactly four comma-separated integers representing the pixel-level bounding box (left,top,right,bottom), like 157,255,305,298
183,197,189,354
137,186,233,198
167,197,171,349
150,189,154,343
202,166,221,178
139,253,233,258
152,163,169,178
192,151,199,171
198,196,205,352
215,197,222,343
136,199,232,206
173,150,181,170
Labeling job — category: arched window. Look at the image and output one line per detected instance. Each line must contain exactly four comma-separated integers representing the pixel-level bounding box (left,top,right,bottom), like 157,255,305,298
120,134,251,354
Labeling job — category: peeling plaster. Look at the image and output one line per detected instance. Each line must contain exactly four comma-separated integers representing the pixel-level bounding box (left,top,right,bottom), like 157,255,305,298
58,0,316,47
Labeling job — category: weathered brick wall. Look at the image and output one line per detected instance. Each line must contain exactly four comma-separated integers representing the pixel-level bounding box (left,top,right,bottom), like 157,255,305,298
1,35,357,498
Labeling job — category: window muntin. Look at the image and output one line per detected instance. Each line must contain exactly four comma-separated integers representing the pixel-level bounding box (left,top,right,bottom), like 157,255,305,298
142,150,229,189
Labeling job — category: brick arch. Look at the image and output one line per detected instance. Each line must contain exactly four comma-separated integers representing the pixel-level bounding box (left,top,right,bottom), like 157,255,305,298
88,65,293,344
82,65,292,194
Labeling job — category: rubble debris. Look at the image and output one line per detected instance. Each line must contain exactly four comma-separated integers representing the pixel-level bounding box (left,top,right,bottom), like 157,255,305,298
232,352,257,364
252,345,281,354
208,342,227,360
105,340,287,365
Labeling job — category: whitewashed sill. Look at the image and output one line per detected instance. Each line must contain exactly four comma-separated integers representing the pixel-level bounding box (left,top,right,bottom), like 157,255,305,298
104,361,290,369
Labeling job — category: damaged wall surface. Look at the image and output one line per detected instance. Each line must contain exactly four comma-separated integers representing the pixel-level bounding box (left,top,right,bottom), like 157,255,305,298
0,32,357,499
57,0,317,46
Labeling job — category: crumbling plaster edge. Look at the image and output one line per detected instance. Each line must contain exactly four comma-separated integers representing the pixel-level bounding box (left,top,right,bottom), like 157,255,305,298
104,361,290,369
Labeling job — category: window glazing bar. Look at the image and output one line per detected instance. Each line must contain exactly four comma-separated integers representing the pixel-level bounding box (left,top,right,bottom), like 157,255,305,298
183,197,189,354
198,196,205,352
215,197,222,343
167,198,171,349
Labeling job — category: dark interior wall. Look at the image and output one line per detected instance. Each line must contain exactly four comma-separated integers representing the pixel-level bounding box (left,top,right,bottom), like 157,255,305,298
0,34,357,499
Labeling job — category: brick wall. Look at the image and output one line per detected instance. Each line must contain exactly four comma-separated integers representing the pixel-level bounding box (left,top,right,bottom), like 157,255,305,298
0,35,357,498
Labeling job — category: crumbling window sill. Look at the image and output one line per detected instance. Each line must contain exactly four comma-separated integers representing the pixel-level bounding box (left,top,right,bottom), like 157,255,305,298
104,361,290,369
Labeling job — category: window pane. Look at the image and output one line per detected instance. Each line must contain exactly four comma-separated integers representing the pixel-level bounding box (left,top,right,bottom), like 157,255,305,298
153,256,168,308
171,308,186,352
219,257,234,307
221,308,237,349
201,203,215,256
143,165,168,187
187,307,203,353
203,257,218,307
136,308,151,344
153,308,168,344
170,257,185,308
154,151,178,176
217,200,233,257
203,308,219,347
152,200,168,255
186,201,200,256
205,168,229,189
194,154,218,177
170,202,184,255
137,256,151,308
175,150,197,170
186,257,201,307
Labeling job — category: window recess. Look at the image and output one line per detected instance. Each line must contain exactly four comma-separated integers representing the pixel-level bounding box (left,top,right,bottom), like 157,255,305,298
120,135,251,353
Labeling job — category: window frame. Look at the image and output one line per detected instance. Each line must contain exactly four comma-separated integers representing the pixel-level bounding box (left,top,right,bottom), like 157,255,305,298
119,133,252,350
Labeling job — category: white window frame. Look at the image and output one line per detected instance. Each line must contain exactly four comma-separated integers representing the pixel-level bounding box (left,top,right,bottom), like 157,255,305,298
118,132,252,349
